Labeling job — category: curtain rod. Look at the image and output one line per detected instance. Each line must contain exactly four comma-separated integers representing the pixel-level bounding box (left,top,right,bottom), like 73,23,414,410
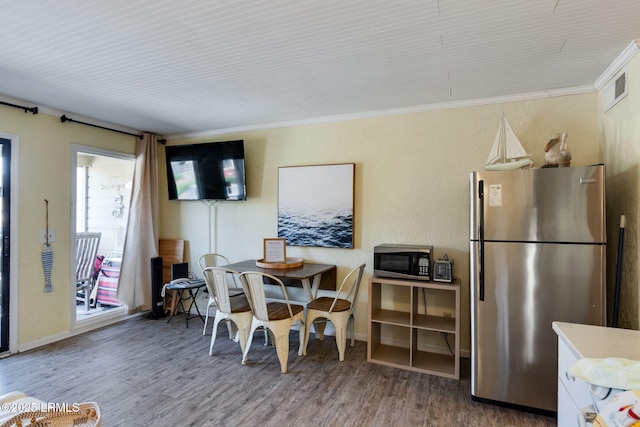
0,100,38,114
61,115,143,139
59,115,167,144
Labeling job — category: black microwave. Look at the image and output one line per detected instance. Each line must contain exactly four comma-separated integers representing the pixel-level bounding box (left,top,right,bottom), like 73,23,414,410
373,244,433,281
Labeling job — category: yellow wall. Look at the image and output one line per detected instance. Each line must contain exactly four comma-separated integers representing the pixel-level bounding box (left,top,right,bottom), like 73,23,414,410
600,51,640,329
7,76,637,353
164,93,601,354
0,107,134,346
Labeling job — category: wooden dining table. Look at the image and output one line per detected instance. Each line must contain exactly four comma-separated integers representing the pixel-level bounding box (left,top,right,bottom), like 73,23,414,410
223,259,336,303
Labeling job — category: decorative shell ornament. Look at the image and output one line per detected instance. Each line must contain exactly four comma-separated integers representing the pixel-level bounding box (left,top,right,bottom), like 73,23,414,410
543,132,571,167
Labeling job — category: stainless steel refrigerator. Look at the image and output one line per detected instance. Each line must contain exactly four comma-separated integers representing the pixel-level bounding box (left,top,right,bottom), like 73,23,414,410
469,164,606,413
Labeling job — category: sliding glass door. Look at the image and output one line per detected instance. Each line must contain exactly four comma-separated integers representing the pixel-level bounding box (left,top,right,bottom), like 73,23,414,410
0,138,10,353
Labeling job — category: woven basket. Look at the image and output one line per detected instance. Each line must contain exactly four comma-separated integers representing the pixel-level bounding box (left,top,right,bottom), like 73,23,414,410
0,402,101,427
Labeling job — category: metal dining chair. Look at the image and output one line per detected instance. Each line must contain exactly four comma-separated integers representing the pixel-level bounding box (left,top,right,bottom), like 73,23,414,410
202,267,253,355
303,263,366,361
198,253,244,335
198,253,230,271
238,271,305,374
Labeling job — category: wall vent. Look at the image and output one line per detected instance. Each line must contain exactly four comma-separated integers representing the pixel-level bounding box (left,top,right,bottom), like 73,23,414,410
604,68,628,111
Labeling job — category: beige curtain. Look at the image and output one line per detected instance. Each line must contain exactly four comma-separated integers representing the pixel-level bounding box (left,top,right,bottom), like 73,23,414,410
118,133,159,313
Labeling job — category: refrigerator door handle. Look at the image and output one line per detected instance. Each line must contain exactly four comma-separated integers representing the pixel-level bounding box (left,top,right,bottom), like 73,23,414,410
478,180,485,301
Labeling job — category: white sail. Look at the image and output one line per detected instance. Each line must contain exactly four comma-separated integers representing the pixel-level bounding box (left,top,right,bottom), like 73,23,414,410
502,117,529,159
485,114,532,170
485,128,502,165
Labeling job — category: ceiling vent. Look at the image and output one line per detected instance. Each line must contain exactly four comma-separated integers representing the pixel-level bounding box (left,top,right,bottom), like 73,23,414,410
604,68,628,111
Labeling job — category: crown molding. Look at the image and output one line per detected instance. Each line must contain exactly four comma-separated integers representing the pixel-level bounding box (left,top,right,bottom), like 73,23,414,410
166,85,596,141
594,39,640,90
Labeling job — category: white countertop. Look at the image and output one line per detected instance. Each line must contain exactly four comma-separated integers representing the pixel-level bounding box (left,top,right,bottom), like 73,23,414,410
552,321,640,361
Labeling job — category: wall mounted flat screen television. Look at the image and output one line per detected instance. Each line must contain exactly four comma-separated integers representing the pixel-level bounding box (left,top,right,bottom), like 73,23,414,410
165,140,246,201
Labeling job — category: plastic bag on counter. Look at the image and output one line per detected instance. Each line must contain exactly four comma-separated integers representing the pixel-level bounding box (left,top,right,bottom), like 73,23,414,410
593,389,640,427
569,358,640,391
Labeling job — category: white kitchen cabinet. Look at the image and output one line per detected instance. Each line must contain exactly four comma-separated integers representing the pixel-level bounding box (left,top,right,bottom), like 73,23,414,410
557,337,597,426
553,322,640,426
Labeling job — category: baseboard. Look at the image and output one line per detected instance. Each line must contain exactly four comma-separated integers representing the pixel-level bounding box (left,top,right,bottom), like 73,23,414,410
18,311,141,353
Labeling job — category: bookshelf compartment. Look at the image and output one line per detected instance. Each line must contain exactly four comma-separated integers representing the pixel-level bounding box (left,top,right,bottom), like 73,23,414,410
368,323,411,368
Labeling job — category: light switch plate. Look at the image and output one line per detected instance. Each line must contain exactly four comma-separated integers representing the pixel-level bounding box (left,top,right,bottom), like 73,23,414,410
39,230,56,243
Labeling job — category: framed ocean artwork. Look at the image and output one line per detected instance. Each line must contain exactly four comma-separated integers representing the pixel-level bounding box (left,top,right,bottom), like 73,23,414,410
278,163,354,248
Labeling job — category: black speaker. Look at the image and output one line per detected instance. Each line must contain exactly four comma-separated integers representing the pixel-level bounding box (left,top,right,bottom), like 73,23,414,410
147,256,167,319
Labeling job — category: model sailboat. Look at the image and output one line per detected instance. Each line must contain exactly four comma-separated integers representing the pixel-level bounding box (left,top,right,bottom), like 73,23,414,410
484,114,533,171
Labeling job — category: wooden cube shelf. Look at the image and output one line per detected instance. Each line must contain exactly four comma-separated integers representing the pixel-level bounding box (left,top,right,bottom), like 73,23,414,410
368,276,460,379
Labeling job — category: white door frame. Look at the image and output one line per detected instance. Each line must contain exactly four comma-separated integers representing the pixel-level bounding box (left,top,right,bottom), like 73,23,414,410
70,144,134,328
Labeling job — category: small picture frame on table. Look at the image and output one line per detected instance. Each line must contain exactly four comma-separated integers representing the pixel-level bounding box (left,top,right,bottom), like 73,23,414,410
263,238,286,263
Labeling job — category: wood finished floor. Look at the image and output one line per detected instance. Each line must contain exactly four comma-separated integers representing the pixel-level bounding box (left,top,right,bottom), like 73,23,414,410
0,317,557,426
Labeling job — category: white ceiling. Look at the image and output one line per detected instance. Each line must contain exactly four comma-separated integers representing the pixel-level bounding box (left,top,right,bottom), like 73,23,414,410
0,0,638,137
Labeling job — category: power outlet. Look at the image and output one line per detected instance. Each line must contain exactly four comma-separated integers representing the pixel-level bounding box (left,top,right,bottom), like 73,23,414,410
39,230,56,243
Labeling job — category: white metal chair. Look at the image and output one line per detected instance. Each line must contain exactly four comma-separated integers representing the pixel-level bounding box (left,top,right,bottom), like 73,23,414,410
239,271,305,374
198,253,244,335
75,232,101,312
198,253,230,271
202,267,253,355
303,263,366,361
